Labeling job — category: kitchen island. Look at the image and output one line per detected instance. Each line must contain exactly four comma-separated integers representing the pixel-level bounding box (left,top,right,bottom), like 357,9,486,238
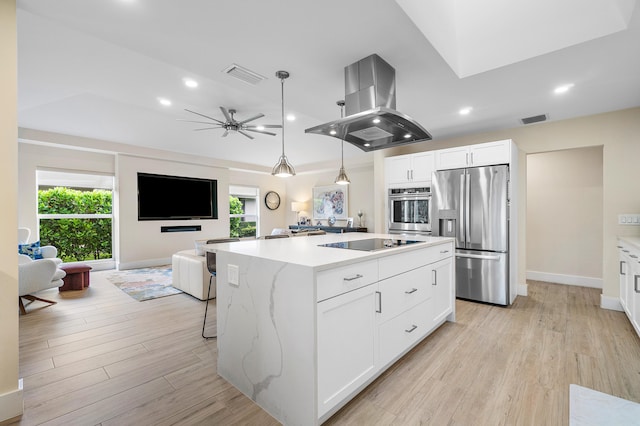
205,233,455,425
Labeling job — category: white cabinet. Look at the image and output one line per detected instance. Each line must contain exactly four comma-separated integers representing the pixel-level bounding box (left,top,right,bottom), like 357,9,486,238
385,152,434,187
431,257,454,326
617,238,640,339
316,242,454,420
435,140,511,170
317,283,379,418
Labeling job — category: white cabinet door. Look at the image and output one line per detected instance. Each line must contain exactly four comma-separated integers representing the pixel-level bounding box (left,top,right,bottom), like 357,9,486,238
619,245,630,313
317,284,379,418
411,152,435,182
386,152,435,186
469,140,510,166
630,257,640,336
435,146,469,170
431,257,453,326
435,140,512,170
386,155,412,185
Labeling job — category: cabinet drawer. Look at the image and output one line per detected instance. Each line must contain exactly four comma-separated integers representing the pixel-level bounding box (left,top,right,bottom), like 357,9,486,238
378,265,432,323
379,243,453,280
379,298,433,367
317,260,378,302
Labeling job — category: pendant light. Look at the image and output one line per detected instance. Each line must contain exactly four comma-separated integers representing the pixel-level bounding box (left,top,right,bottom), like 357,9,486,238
334,100,350,185
272,70,296,177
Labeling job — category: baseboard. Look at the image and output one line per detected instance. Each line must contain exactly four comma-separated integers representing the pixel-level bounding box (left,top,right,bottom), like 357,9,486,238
117,257,172,270
518,283,528,297
600,295,623,312
526,270,603,289
0,379,23,423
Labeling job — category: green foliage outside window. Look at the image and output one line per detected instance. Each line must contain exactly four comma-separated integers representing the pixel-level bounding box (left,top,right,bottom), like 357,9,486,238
229,195,257,238
38,187,113,262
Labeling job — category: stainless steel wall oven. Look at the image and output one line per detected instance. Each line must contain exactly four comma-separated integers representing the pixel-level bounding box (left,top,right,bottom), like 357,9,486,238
388,187,431,236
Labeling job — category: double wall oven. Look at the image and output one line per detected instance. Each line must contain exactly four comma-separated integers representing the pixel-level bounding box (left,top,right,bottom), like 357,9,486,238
387,187,432,236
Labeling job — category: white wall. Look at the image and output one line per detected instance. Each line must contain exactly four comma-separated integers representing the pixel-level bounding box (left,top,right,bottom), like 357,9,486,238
526,147,603,287
0,1,22,421
116,154,230,269
284,163,375,230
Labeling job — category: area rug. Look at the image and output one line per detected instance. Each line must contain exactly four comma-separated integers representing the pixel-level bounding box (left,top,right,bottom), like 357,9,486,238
106,265,182,301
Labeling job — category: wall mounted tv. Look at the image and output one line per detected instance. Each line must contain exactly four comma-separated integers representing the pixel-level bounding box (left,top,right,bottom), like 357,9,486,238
137,172,218,221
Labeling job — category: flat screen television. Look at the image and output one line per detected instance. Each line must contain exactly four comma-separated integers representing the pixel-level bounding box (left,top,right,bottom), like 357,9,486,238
137,172,218,220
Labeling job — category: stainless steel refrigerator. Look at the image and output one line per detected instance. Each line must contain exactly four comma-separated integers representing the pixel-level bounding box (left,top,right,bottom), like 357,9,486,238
431,165,509,305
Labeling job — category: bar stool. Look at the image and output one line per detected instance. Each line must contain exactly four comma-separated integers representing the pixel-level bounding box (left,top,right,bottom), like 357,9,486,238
202,238,239,339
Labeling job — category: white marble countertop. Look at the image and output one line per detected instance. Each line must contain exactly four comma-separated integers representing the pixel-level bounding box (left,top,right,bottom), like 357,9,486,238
203,232,454,271
618,236,640,251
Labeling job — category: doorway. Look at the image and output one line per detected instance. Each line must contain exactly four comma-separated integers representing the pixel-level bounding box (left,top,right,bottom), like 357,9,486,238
526,146,603,287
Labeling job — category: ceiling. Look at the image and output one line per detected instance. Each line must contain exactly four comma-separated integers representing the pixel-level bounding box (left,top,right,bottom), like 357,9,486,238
16,0,640,171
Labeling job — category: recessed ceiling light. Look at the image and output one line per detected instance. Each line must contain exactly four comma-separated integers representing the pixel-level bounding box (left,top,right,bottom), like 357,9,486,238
183,78,198,88
554,83,574,94
286,114,296,121
158,97,172,106
404,133,412,139
459,107,472,115
364,143,371,147
373,118,381,124
329,129,337,135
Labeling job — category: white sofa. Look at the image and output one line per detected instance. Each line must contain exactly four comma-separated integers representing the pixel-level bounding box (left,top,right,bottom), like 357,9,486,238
171,249,213,300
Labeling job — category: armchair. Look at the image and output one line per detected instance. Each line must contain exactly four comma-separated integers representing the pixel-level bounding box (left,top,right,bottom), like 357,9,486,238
18,254,66,314
18,227,62,265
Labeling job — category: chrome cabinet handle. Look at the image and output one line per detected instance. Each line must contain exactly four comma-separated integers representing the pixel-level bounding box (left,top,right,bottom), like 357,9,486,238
432,269,437,285
405,288,418,294
375,291,382,313
405,325,417,333
465,152,469,165
635,276,640,294
407,170,410,180
620,260,626,275
343,274,363,281
470,152,474,164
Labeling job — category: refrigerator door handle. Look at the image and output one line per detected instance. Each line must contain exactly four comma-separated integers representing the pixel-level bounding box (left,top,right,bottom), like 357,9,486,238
459,174,465,244
456,253,501,261
465,172,471,244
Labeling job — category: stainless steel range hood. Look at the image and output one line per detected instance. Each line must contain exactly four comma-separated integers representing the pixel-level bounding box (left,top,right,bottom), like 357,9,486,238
305,54,432,152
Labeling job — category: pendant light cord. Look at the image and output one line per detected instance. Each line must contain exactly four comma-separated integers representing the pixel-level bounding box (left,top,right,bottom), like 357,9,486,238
280,75,285,157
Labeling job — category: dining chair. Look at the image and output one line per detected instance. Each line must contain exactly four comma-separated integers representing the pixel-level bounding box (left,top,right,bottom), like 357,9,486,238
202,238,239,339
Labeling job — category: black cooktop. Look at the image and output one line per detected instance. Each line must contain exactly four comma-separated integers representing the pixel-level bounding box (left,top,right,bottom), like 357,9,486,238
318,238,423,252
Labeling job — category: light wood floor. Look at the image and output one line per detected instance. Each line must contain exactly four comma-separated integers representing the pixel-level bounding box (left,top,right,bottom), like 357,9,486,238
5,273,640,425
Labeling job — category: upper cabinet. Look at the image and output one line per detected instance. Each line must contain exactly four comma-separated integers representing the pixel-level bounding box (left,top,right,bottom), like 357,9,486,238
435,140,511,170
385,152,434,187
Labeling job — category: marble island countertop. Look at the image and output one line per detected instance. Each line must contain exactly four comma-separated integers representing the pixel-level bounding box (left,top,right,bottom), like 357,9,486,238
203,232,454,271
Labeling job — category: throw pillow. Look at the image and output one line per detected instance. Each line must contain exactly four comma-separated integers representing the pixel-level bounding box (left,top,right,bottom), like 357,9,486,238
18,241,43,260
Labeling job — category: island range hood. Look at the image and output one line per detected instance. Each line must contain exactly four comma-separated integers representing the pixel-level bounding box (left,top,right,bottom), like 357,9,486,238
305,54,432,152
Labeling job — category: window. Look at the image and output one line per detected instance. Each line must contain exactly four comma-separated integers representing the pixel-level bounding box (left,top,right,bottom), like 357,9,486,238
229,185,259,238
37,170,114,265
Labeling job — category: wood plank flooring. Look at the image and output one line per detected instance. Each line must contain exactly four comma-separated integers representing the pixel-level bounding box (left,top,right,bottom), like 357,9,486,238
4,274,640,425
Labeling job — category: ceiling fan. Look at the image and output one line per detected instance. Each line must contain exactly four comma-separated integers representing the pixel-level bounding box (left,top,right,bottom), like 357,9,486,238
178,106,281,140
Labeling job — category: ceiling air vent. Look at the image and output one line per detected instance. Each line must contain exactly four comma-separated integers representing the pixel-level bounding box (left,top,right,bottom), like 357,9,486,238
521,114,548,125
222,63,267,85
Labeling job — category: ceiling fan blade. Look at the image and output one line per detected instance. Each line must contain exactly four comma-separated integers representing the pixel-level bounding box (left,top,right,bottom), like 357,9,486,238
238,113,264,125
184,109,225,124
194,127,221,131
222,130,229,137
220,107,233,123
245,128,277,136
238,130,255,140
177,119,223,125
246,124,282,129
